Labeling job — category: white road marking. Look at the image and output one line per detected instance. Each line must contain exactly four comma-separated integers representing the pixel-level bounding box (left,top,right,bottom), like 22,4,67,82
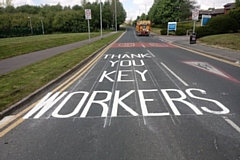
147,50,155,57
183,61,240,83
141,44,146,48
183,61,229,78
161,62,189,86
159,39,171,43
223,116,240,133
0,116,15,127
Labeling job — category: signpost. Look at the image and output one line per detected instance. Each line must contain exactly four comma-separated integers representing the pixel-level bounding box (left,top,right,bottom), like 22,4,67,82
167,22,177,36
192,9,199,33
85,9,92,43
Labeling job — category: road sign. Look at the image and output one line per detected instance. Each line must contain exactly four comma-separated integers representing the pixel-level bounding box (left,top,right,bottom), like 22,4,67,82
201,15,211,26
192,9,199,21
167,22,177,36
168,22,177,31
85,9,92,20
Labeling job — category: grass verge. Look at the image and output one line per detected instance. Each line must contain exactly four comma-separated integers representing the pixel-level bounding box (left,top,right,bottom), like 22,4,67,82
0,31,110,60
199,33,240,51
151,27,161,35
0,31,123,112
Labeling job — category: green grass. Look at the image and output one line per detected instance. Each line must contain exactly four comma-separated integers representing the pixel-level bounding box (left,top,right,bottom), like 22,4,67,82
151,27,161,35
0,31,110,60
199,33,240,51
178,20,201,27
0,31,123,112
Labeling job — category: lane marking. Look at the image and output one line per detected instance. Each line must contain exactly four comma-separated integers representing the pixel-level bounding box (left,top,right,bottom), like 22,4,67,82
143,59,177,125
147,50,155,57
161,62,189,87
159,39,172,43
223,116,240,133
0,102,37,130
0,118,24,138
170,43,240,68
0,32,126,137
182,61,240,83
0,116,14,126
111,43,175,48
52,42,115,92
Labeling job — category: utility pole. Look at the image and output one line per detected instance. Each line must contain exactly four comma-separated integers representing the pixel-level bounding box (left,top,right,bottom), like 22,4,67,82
100,0,103,39
145,4,146,19
28,17,33,35
115,0,117,31
40,17,44,35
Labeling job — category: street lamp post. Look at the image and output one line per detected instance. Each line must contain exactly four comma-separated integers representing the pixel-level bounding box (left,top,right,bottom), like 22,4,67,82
28,17,33,35
145,4,146,19
100,0,103,39
115,0,117,31
40,18,45,35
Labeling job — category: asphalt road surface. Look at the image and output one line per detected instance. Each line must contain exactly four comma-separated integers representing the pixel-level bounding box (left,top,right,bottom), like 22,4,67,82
1,27,240,160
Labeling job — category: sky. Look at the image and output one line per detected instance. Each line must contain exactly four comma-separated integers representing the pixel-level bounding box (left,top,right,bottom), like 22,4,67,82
12,0,235,20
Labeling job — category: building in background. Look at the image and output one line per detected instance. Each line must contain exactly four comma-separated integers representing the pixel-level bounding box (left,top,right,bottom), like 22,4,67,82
198,2,236,19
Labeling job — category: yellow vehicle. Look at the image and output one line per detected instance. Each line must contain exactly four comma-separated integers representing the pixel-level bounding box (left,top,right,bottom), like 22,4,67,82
136,20,151,36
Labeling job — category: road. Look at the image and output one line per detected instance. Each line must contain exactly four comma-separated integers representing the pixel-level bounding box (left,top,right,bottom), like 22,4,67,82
1,27,240,160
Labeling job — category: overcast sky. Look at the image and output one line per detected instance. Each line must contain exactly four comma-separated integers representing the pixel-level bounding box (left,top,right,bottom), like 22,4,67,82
12,0,234,20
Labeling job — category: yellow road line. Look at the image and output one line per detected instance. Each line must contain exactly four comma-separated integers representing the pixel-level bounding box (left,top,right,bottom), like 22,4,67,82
171,43,240,68
0,118,24,138
0,32,125,138
0,102,37,130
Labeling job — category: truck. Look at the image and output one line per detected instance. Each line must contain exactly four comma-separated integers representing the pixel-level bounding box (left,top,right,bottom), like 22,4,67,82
135,20,151,36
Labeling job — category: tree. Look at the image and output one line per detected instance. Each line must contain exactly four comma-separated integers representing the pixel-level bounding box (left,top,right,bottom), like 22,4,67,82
236,0,240,8
148,0,197,24
0,0,126,37
229,7,240,25
16,5,41,14
72,5,83,11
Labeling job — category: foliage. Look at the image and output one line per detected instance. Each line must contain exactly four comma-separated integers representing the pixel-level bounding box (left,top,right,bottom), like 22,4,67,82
236,0,240,8
0,1,126,37
176,28,186,35
229,8,240,25
195,26,215,38
207,15,240,34
148,0,197,25
160,29,167,35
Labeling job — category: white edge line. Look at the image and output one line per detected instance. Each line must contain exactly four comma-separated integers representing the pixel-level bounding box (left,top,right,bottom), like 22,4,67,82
147,50,155,57
223,117,240,133
161,62,189,86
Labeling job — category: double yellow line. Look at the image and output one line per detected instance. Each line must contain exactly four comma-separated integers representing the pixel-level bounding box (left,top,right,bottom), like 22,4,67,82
0,32,125,138
171,43,240,68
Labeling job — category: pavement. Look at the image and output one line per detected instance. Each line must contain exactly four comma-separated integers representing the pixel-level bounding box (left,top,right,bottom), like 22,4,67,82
1,32,240,76
0,32,117,75
151,33,240,64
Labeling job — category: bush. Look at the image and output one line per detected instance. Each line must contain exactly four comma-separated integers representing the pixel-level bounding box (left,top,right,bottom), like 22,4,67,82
176,28,186,35
207,15,240,34
195,26,215,38
160,29,167,35
229,8,240,26
177,23,192,31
